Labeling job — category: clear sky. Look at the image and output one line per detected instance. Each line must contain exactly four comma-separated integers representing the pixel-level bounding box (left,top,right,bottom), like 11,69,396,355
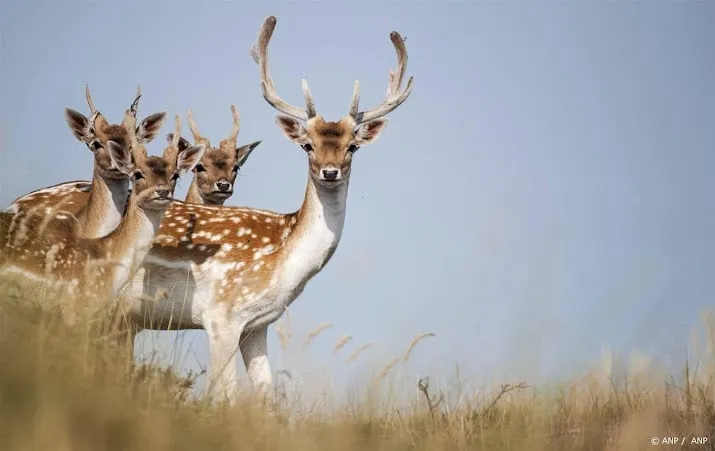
0,0,713,398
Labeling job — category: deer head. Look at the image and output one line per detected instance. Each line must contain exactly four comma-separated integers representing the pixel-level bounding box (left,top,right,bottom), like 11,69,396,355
169,106,261,204
107,112,206,211
251,16,413,189
64,85,168,180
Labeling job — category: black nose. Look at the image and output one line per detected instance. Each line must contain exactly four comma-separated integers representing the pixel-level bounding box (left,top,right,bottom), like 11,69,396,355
216,181,231,192
322,169,339,181
155,189,171,199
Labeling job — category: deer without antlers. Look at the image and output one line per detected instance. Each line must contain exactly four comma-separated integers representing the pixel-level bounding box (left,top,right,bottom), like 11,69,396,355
179,105,262,206
6,86,168,240
0,112,205,321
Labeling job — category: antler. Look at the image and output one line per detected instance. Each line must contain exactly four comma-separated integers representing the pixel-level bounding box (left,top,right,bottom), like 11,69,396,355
228,104,241,142
129,85,142,117
185,110,212,147
164,115,182,162
85,84,98,115
85,84,103,128
251,16,316,122
352,31,414,124
122,109,145,162
185,110,202,143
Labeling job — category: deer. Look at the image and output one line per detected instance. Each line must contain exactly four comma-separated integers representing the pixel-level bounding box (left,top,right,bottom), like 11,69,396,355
1,16,413,404
179,106,261,206
104,15,413,403
0,111,205,322
5,86,167,240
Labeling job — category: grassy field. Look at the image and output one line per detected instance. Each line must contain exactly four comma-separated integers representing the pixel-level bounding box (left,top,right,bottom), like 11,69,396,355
0,276,713,451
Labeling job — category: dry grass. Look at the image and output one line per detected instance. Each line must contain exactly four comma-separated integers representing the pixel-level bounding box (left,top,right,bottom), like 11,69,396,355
0,275,714,450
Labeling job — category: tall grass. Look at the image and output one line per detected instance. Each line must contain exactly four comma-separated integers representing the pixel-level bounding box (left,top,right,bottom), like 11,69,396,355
0,275,713,450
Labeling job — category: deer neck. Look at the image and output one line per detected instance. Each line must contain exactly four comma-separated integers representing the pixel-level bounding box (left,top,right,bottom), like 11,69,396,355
100,199,166,295
80,169,130,238
185,178,206,205
277,173,349,288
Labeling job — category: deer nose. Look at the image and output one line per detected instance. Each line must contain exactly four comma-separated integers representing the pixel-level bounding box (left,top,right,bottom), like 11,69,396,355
322,169,340,181
216,181,232,192
155,189,171,199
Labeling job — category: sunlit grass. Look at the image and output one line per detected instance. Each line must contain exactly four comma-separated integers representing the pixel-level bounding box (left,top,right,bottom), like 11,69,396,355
0,273,713,450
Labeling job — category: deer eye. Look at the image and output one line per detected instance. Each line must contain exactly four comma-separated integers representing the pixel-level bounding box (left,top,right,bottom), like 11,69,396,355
171,173,180,182
347,144,359,153
195,164,206,173
133,171,144,180
301,143,313,152
90,141,102,150
233,165,240,173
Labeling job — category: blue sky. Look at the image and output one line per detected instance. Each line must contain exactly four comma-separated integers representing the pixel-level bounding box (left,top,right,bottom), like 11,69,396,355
1,0,713,396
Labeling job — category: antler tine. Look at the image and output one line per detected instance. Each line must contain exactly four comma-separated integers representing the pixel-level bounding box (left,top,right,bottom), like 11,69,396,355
349,80,360,119
302,79,316,119
229,104,241,142
129,85,142,117
85,84,98,114
186,109,203,142
253,16,310,122
387,32,408,97
355,31,414,124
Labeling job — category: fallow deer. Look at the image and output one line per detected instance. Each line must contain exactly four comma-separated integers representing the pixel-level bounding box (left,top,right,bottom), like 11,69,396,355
178,106,261,206
109,15,413,402
1,16,413,403
6,86,167,239
0,112,205,320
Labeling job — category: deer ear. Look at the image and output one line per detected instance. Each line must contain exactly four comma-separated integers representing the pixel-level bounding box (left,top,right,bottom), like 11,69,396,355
106,141,134,175
235,140,261,167
136,112,167,143
64,108,93,144
354,118,388,146
177,144,206,174
275,115,309,145
166,133,191,152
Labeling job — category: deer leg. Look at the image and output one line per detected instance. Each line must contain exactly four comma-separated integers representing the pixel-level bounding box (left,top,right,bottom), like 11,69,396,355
204,314,245,404
239,325,272,400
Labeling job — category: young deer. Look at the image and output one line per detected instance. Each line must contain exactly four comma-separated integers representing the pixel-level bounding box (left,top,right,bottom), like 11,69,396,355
179,106,261,206
0,112,205,320
6,86,167,239
110,15,413,402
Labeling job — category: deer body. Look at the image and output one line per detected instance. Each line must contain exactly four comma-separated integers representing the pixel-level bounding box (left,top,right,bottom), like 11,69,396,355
2,192,163,304
112,172,346,398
